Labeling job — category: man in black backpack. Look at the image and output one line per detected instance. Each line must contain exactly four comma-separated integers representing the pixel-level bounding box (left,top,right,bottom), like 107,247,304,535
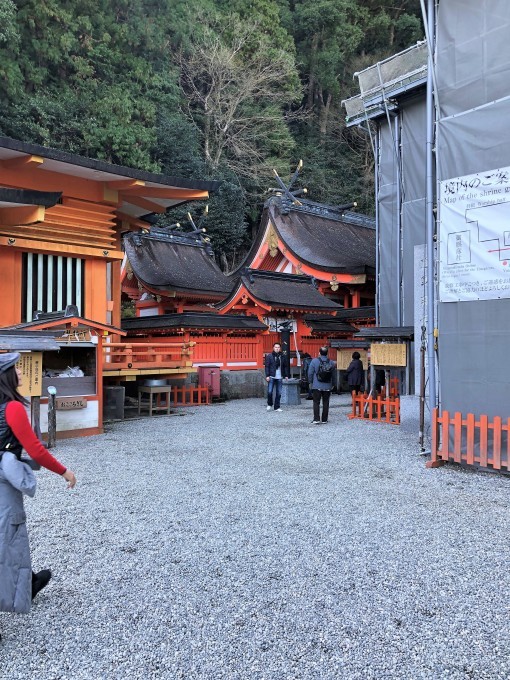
307,346,336,424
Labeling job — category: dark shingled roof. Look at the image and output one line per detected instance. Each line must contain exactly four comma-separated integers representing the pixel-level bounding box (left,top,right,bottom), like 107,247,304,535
270,202,376,274
303,315,356,333
218,270,342,312
331,306,376,321
123,312,267,333
329,339,371,349
0,330,60,351
354,326,414,340
236,197,376,275
124,231,234,297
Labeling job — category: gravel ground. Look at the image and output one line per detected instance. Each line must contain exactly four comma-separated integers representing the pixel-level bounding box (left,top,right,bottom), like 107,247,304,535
1,394,509,679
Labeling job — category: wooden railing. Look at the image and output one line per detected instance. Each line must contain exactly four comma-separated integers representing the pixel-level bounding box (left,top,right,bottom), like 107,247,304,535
428,409,510,471
348,391,400,425
170,385,211,406
191,335,263,367
301,338,328,357
103,341,194,370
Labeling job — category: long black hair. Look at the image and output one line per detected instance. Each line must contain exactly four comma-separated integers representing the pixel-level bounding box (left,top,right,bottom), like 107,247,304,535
0,366,28,406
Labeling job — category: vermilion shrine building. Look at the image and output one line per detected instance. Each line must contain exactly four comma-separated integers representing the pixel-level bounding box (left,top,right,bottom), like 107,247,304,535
0,136,218,435
122,193,376,374
0,135,376,434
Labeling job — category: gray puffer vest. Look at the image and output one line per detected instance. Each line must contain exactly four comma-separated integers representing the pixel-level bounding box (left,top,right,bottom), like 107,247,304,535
0,403,37,614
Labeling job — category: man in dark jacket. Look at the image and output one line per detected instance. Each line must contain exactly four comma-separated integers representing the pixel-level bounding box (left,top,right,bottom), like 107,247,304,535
264,342,289,411
308,346,336,424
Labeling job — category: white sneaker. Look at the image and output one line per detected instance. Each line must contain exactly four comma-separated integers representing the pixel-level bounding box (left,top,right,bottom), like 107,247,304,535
275,408,283,412
266,405,272,411
311,420,321,424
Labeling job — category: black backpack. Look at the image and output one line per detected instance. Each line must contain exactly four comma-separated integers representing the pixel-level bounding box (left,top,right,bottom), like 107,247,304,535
317,359,334,382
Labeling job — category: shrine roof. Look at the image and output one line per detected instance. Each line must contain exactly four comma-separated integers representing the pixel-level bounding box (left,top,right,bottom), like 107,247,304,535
4,311,125,336
239,197,376,275
354,326,414,340
329,339,371,349
218,269,342,312
303,315,356,333
0,187,62,209
0,136,220,218
0,330,60,351
123,313,266,333
124,230,234,297
330,306,376,321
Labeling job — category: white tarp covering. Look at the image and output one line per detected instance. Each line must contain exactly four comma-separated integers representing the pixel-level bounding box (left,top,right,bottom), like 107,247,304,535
439,165,510,302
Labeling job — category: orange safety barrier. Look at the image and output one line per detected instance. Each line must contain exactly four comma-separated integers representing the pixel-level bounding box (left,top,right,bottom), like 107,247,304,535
170,385,211,407
380,377,400,399
428,408,510,471
348,391,400,425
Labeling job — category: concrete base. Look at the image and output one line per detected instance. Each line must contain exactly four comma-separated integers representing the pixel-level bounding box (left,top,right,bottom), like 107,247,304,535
220,370,266,399
280,378,301,406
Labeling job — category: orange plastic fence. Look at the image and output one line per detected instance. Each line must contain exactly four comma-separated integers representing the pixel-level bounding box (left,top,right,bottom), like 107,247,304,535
349,391,400,425
428,408,510,471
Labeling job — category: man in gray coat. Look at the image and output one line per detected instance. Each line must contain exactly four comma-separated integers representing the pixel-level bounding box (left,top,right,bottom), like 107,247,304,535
308,346,336,424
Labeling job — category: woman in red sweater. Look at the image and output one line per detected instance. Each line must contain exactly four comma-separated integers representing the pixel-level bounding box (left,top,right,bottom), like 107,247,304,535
0,352,76,631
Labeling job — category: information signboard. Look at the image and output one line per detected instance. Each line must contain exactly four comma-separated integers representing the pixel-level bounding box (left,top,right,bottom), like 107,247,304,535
370,343,406,367
17,352,43,397
336,349,368,371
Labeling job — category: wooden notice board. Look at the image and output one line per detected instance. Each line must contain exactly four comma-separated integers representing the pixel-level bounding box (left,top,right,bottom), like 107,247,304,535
56,397,87,410
370,343,407,367
336,349,368,371
18,352,43,397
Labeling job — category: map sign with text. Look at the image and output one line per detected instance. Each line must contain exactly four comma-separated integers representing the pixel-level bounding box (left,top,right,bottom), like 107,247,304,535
439,166,510,302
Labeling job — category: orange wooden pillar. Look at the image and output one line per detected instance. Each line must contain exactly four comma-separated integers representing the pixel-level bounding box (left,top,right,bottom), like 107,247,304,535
0,248,22,326
85,259,108,323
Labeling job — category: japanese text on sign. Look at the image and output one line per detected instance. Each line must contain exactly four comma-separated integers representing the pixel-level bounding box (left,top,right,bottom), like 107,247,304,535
18,352,42,397
370,344,406,367
336,349,368,371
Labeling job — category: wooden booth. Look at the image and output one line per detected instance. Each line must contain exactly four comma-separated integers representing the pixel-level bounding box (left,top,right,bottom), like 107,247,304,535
5,309,125,438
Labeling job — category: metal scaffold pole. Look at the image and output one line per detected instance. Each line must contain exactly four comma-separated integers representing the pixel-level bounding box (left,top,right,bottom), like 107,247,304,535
422,0,437,418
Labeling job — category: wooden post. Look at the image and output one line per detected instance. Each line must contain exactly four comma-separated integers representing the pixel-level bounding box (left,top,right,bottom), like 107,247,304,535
31,396,42,441
47,386,57,449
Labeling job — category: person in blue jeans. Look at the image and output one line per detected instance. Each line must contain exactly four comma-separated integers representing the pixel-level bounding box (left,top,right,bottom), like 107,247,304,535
265,343,290,411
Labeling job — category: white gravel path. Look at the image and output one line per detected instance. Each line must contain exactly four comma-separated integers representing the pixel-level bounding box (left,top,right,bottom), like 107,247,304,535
1,395,509,679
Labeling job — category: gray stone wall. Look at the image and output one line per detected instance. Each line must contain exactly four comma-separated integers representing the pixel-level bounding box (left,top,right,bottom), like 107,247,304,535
220,370,266,400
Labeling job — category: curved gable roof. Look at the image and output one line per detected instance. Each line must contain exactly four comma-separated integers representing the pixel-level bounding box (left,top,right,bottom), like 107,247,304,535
124,231,234,297
218,269,342,312
269,202,376,274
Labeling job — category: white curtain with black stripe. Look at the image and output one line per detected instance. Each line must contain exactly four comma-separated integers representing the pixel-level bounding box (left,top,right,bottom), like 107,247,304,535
22,253,85,321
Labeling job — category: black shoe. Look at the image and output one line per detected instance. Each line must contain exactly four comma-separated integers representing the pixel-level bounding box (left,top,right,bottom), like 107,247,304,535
32,569,52,599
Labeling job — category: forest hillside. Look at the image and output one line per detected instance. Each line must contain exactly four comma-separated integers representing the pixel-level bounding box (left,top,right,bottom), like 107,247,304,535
0,0,423,268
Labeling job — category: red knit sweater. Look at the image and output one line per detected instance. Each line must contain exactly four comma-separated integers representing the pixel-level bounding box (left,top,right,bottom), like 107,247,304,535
5,401,66,475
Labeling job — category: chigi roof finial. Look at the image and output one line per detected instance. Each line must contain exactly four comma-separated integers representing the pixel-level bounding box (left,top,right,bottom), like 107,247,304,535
267,160,308,214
